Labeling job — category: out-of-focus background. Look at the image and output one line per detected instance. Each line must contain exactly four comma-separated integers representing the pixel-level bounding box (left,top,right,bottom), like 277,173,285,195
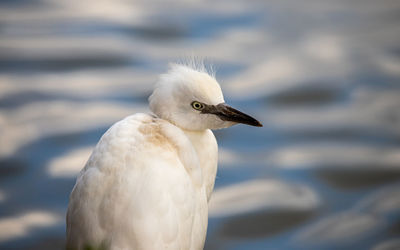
1,0,400,249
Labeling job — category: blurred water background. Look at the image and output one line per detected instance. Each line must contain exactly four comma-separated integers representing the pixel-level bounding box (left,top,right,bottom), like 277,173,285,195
1,0,400,249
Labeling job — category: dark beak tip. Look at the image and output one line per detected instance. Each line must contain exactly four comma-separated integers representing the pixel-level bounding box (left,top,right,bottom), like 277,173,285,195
252,120,263,127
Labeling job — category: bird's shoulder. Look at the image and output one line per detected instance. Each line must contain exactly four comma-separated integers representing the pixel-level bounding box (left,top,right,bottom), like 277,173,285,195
84,113,201,180
99,113,183,152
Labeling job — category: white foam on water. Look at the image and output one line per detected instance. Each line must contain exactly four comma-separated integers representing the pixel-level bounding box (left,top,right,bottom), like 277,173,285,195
209,179,320,217
0,211,62,243
47,146,94,178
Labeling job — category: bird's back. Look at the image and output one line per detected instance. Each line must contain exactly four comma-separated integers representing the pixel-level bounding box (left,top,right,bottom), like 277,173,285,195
66,113,208,250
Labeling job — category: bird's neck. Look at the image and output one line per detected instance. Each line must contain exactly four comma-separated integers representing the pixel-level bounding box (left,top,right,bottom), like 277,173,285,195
182,129,218,201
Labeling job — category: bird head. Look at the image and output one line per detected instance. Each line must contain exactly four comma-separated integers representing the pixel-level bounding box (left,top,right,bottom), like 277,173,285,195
149,64,262,131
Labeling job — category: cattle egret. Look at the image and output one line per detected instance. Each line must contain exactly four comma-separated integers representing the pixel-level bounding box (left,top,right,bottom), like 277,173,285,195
66,64,262,250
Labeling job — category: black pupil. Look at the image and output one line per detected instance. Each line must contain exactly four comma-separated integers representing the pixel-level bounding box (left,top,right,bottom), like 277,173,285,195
195,103,200,108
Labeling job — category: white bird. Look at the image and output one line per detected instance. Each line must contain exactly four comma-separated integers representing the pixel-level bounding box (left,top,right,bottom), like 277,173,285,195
66,63,262,250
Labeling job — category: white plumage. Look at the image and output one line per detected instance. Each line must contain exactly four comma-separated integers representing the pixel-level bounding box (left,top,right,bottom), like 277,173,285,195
66,64,261,250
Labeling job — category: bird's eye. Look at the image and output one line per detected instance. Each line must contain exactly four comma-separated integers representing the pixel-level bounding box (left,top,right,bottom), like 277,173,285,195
191,101,204,110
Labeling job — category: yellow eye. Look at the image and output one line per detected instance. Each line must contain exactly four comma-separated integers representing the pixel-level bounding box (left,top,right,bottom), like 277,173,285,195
191,101,204,110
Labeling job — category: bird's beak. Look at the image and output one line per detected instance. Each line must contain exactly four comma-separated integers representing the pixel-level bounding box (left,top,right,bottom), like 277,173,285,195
202,103,263,127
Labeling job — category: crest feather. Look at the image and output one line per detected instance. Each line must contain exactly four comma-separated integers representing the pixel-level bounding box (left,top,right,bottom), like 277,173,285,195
171,57,215,77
